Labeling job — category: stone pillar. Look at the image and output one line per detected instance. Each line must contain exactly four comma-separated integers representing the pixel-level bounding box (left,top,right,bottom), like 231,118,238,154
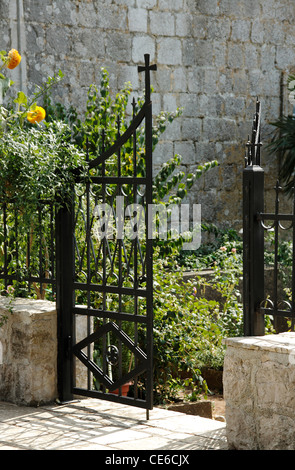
0,297,57,406
0,297,91,406
223,332,295,450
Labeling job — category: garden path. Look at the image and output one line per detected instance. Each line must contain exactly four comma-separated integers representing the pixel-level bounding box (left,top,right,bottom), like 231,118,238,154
0,398,227,451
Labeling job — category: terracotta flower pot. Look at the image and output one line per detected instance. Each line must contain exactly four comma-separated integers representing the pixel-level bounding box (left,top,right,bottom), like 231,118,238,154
109,381,133,397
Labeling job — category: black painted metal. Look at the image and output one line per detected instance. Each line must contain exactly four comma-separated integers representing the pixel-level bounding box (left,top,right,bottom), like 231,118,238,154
56,197,75,403
0,199,56,298
257,183,295,330
243,99,265,336
243,99,295,335
62,54,157,410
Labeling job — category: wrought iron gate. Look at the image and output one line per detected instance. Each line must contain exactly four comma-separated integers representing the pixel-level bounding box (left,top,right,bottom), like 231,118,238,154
243,98,295,335
56,55,156,413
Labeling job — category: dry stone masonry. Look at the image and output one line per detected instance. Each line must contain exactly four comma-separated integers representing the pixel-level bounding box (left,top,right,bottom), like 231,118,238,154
1,0,295,227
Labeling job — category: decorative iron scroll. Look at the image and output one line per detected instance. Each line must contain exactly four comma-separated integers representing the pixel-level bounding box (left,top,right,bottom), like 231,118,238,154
256,182,295,329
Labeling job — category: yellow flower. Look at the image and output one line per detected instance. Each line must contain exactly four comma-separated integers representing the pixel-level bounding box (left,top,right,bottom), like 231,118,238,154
27,106,46,124
7,49,21,70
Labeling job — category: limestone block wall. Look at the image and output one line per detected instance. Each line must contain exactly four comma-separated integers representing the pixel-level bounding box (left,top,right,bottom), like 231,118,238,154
0,297,57,405
1,0,295,227
223,332,295,450
0,296,89,406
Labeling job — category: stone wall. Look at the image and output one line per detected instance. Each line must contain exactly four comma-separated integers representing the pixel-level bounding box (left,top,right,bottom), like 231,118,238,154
0,297,57,405
223,332,295,450
0,296,89,406
1,0,295,228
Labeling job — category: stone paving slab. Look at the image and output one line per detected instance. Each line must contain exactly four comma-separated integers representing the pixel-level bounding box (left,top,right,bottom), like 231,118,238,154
0,398,228,451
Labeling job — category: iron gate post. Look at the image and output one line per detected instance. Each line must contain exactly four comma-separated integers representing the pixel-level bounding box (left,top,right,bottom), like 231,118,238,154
139,54,155,410
56,196,75,402
243,164,265,336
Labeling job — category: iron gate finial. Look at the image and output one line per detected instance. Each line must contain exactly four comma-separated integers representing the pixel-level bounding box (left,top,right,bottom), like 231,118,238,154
138,54,157,103
245,97,262,166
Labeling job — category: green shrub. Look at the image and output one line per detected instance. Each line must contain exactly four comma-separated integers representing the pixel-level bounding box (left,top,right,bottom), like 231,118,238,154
151,240,243,403
0,68,87,217
0,121,87,213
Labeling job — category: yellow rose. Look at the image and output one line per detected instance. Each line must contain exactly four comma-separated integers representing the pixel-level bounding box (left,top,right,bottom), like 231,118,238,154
27,106,46,124
7,49,21,70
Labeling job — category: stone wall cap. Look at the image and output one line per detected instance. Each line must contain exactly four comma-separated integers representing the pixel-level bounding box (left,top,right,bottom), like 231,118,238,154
0,296,56,314
223,332,295,354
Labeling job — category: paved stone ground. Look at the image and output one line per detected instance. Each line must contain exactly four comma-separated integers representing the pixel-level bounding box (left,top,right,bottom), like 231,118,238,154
0,398,227,451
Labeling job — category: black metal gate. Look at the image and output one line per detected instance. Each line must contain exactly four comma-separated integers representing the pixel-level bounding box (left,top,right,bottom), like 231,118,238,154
243,98,295,335
56,55,156,413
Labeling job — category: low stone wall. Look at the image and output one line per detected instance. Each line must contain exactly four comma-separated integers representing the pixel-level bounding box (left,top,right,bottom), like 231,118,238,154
183,266,285,306
0,296,89,406
223,332,295,450
0,297,57,406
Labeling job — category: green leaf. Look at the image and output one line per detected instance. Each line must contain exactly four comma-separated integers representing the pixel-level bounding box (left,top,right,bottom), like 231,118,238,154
14,91,28,107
